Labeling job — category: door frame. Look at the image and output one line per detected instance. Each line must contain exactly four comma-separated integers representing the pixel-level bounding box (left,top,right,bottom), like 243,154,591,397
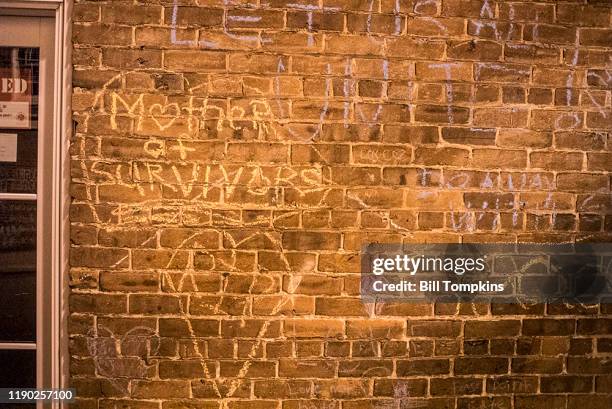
0,0,71,405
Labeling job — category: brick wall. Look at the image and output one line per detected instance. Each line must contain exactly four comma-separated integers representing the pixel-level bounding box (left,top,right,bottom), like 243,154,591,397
70,1,612,408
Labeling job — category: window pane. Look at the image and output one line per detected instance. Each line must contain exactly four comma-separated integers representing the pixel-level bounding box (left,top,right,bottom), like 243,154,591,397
0,272,36,342
0,350,36,388
0,131,37,193
0,47,39,194
0,200,36,342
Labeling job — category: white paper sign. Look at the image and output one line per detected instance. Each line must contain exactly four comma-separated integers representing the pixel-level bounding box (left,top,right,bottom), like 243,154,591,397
0,102,30,129
0,67,32,129
0,133,18,162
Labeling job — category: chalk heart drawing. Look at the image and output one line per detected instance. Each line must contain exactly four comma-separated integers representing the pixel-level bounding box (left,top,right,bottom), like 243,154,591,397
148,102,180,130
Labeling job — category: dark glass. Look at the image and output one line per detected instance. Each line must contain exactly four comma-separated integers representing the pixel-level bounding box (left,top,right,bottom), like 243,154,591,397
0,47,39,193
0,272,36,342
0,131,37,193
0,46,39,395
0,200,36,342
0,350,36,388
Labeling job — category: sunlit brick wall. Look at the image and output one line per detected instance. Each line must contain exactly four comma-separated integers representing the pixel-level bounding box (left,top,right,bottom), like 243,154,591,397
70,1,611,408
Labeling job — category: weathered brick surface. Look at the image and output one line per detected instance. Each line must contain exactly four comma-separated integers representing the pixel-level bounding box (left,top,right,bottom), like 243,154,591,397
70,0,611,407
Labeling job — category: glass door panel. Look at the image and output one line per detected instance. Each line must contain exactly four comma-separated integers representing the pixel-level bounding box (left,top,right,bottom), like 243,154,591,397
0,200,37,342
0,45,39,350
0,13,53,397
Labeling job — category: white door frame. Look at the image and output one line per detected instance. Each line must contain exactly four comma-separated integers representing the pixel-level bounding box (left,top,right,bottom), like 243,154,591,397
0,0,71,405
